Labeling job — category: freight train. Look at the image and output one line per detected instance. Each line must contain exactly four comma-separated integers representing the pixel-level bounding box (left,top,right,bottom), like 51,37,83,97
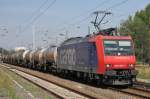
2,28,137,85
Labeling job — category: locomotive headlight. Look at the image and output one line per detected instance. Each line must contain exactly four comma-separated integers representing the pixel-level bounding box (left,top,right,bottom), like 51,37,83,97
106,64,111,68
129,64,134,68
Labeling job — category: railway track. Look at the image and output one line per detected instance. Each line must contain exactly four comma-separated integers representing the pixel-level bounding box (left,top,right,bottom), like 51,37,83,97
108,80,150,98
1,64,97,99
134,81,150,90
0,65,95,99
109,86,150,99
2,63,150,99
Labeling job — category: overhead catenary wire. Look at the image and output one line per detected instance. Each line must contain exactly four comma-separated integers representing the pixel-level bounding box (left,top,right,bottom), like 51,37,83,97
21,0,56,33
106,0,129,10
94,0,129,31
53,15,93,34
13,0,56,47
53,0,129,35
54,0,114,29
52,0,115,34
17,0,129,47
15,0,49,42
22,0,49,25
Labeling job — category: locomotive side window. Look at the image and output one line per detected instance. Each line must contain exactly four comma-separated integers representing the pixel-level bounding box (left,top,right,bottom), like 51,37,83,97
104,40,133,56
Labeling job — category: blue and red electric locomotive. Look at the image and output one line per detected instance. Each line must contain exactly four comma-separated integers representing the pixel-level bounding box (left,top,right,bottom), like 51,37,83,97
57,28,137,85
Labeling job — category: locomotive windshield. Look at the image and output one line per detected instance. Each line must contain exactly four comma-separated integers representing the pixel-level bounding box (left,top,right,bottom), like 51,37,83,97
104,40,133,56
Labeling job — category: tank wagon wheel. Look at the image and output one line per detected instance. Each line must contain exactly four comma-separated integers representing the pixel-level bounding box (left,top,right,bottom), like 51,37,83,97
42,65,48,72
45,66,48,72
40,65,43,71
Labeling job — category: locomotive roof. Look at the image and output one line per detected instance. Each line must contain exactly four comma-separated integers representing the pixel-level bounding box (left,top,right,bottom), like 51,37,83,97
61,37,88,46
96,28,119,36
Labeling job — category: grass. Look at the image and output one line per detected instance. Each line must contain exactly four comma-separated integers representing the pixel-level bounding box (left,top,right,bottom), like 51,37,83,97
0,68,18,99
136,66,150,79
4,67,53,99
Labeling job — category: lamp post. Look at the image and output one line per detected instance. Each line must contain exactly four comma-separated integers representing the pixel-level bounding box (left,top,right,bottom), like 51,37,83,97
0,26,8,62
32,25,35,68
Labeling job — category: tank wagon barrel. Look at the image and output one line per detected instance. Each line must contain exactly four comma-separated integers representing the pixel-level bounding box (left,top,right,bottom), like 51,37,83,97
33,49,41,63
45,46,57,64
22,50,31,66
29,51,35,63
38,48,47,64
23,50,30,61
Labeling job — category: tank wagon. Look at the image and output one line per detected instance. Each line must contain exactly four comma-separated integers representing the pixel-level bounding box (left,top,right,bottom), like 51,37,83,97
21,46,57,71
36,46,57,71
45,46,57,65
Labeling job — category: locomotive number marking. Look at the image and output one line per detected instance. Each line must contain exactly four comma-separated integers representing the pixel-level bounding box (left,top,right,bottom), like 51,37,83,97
59,48,76,65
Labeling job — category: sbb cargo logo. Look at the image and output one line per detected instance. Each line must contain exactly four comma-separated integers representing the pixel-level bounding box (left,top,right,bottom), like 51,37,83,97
59,48,76,65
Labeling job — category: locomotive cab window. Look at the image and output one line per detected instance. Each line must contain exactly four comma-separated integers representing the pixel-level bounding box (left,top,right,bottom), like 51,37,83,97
104,40,133,56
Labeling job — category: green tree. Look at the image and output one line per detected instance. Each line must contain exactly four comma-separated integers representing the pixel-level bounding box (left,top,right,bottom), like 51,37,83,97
120,4,150,65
